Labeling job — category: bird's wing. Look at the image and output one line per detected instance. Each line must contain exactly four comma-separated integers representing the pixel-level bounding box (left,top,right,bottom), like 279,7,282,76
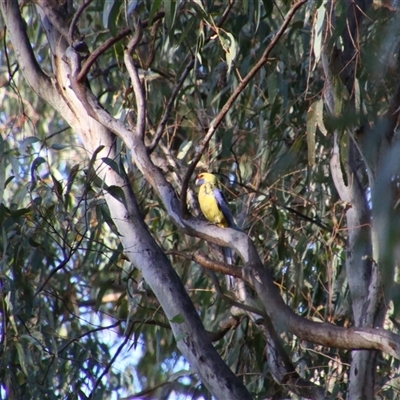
213,187,235,228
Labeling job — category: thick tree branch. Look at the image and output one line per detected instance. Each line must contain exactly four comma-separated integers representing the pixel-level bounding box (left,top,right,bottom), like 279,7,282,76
35,0,72,41
63,41,400,361
0,1,56,105
330,131,350,202
322,1,389,397
2,5,253,398
191,250,243,279
59,59,400,358
176,218,400,359
192,253,327,398
260,317,326,400
6,5,400,400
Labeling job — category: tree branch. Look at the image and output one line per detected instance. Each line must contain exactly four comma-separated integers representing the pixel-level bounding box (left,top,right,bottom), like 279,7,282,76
147,1,237,154
124,23,145,140
148,57,195,153
62,70,400,359
9,1,400,391
260,317,327,400
63,40,400,360
0,1,56,105
35,0,72,41
329,130,350,202
14,7,253,398
77,12,165,82
68,0,93,44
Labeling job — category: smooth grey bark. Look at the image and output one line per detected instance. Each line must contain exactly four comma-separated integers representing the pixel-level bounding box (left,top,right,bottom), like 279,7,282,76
3,1,400,399
0,2,253,399
322,1,398,398
3,0,400,361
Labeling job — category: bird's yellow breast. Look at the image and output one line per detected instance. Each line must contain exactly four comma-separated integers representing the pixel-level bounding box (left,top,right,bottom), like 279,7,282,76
198,183,227,227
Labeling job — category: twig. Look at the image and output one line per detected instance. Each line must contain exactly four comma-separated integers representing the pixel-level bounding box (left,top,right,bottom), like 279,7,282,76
68,0,93,44
77,12,165,82
168,250,265,317
33,257,70,297
124,22,145,140
218,0,236,28
90,324,131,398
77,27,130,82
193,250,243,279
148,57,195,152
148,1,237,153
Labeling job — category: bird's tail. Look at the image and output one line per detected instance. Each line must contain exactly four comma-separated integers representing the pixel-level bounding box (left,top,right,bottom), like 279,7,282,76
222,246,234,290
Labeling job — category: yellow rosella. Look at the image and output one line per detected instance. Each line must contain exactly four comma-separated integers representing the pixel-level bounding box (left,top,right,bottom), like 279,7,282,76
195,172,235,288
195,172,234,228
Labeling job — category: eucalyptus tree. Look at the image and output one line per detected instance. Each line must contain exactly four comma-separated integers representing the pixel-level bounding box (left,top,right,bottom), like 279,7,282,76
1,1,400,399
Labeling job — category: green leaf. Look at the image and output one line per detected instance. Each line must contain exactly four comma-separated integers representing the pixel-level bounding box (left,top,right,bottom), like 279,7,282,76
103,0,122,35
30,157,46,181
95,279,115,311
221,129,233,159
306,101,318,166
177,16,196,47
148,0,162,26
175,332,186,342
51,143,69,151
30,156,46,191
262,0,273,16
224,32,237,74
105,185,127,206
64,164,79,209
316,99,327,136
164,0,177,30
333,76,348,117
101,157,121,175
5,175,15,188
254,0,262,33
86,145,105,187
170,313,185,324
10,207,31,219
0,203,9,226
354,78,361,115
15,342,29,376
98,201,122,236
313,0,326,69
177,140,192,160
191,0,208,20
125,0,139,17
267,72,278,105
20,332,45,351
50,173,63,199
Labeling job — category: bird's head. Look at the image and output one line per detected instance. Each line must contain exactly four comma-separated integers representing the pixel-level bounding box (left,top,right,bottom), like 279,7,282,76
195,172,217,186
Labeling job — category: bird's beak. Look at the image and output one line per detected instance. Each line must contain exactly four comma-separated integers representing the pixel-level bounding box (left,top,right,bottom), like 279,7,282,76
195,177,204,186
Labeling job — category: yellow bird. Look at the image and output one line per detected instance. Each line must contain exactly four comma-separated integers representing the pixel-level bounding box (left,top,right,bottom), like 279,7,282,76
195,172,235,288
195,172,234,228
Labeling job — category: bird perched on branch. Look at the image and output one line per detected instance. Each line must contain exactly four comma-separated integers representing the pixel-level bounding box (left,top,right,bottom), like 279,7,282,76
195,172,235,288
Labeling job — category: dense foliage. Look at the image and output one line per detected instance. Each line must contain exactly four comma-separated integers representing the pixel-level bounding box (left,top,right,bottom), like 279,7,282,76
1,1,400,399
